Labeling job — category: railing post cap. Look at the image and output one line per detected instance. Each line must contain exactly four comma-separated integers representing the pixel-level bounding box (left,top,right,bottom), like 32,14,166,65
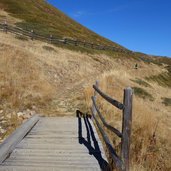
96,80,99,84
124,87,133,95
125,87,133,91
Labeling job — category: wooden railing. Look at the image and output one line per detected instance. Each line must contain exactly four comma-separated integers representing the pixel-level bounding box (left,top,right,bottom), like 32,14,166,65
91,81,133,171
0,22,133,54
0,115,39,164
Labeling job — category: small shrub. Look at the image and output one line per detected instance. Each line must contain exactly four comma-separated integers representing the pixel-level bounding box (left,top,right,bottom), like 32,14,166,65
162,97,171,106
42,45,56,52
133,87,154,101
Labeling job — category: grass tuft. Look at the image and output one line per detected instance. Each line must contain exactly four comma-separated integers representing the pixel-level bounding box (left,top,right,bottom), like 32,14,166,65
146,65,171,88
162,97,171,106
133,87,154,101
42,45,56,52
131,78,151,87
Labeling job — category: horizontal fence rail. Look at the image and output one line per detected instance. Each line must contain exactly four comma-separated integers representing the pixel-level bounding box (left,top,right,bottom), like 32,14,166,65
0,22,133,54
0,115,39,164
93,85,124,110
92,96,122,138
91,108,123,170
91,81,133,171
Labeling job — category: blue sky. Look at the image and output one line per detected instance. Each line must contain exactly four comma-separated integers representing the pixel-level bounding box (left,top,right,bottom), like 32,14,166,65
47,0,171,57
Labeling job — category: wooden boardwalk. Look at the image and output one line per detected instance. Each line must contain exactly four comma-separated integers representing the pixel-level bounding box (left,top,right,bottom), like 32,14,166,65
0,115,109,171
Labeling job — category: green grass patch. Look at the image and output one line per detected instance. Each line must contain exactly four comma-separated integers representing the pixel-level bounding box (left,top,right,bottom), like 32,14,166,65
131,78,151,87
133,87,154,101
162,97,171,106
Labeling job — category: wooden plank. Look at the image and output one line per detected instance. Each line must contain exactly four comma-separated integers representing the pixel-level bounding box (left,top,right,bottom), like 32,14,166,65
93,85,124,110
121,88,133,171
0,116,108,171
0,165,100,171
0,115,39,164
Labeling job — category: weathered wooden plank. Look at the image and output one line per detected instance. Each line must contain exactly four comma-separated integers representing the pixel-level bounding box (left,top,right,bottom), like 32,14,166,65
15,144,103,151
2,160,100,168
11,148,104,155
3,159,98,165
0,165,100,171
0,115,39,164
8,154,97,161
0,116,108,171
121,88,133,171
9,152,102,159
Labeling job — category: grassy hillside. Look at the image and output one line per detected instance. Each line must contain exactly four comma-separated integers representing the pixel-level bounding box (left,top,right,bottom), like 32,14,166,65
0,15,170,171
84,65,171,170
0,0,126,49
0,1,171,170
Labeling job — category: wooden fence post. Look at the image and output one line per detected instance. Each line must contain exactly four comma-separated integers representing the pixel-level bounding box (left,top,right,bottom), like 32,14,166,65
63,38,67,44
83,41,86,47
102,46,105,50
121,87,133,171
31,30,34,40
92,81,99,117
91,43,94,49
3,20,8,34
75,40,78,46
49,34,53,44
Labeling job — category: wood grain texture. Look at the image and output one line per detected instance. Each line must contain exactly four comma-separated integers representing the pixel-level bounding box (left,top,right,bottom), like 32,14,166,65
91,81,133,171
121,88,133,171
0,116,108,171
0,115,39,164
93,85,124,110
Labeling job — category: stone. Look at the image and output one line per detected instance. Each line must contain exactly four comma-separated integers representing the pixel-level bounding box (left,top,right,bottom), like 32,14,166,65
0,128,6,134
32,106,36,110
6,114,11,119
17,112,24,118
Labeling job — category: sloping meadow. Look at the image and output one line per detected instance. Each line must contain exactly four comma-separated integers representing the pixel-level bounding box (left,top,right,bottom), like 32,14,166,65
84,63,171,170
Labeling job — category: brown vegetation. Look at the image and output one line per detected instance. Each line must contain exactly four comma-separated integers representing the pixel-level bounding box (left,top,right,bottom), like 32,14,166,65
0,21,170,171
84,67,171,170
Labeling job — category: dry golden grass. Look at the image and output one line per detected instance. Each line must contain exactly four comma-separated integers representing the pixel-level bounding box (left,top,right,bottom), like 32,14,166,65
0,42,55,110
0,30,123,141
0,30,120,118
84,66,171,170
0,28,171,171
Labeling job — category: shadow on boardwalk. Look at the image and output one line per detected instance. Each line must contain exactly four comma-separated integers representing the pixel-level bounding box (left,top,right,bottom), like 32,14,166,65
76,110,111,171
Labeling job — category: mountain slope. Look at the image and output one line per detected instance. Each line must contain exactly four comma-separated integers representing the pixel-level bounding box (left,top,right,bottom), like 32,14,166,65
0,31,170,170
0,1,171,170
0,0,125,49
